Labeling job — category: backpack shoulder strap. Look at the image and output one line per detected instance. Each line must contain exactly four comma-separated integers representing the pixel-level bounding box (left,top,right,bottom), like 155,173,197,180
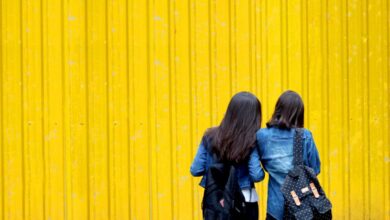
292,128,304,166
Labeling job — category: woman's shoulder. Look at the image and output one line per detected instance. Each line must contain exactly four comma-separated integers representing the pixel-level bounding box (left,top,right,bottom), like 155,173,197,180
257,127,272,134
256,126,287,135
256,127,273,141
301,128,313,139
257,127,312,138
256,127,267,136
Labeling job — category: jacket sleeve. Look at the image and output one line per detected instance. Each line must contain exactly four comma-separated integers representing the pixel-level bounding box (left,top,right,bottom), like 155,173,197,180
248,147,265,182
190,137,208,177
305,131,321,175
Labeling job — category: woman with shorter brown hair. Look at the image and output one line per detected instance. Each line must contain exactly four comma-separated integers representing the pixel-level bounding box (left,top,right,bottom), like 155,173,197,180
250,90,321,220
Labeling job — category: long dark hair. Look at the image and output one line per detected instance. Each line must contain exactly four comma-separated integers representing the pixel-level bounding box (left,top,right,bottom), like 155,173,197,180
266,90,304,129
205,92,261,163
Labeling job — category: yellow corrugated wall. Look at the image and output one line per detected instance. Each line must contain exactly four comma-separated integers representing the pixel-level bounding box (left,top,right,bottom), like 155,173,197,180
0,0,389,219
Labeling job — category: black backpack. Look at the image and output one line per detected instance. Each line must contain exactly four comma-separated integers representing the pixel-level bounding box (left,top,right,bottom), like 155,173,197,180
202,161,247,220
281,129,332,220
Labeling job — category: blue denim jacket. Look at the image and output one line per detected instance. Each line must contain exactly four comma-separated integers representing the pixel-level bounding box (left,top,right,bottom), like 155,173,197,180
190,135,265,189
249,127,321,220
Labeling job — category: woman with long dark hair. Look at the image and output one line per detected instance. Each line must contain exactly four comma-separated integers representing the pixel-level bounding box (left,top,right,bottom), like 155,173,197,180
190,91,265,219
251,90,321,220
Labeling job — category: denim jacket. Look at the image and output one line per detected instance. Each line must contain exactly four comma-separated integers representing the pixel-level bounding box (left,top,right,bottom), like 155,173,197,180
190,135,265,189
249,127,321,220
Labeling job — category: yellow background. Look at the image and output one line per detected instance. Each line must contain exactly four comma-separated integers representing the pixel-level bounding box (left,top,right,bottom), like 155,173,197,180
0,0,389,219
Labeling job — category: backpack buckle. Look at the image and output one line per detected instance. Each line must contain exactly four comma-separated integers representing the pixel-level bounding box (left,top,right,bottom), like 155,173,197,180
310,183,320,198
290,191,301,206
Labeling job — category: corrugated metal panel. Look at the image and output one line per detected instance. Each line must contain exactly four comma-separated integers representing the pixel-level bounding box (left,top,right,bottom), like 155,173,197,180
0,0,389,219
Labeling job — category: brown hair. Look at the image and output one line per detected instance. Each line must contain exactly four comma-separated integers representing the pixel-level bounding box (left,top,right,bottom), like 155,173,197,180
205,92,262,163
266,90,304,129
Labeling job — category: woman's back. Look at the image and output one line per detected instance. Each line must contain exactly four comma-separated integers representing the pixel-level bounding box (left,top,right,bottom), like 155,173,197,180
256,127,320,220
190,135,262,189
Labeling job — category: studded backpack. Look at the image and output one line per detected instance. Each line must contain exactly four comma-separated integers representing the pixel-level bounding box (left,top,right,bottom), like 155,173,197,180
281,129,332,220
